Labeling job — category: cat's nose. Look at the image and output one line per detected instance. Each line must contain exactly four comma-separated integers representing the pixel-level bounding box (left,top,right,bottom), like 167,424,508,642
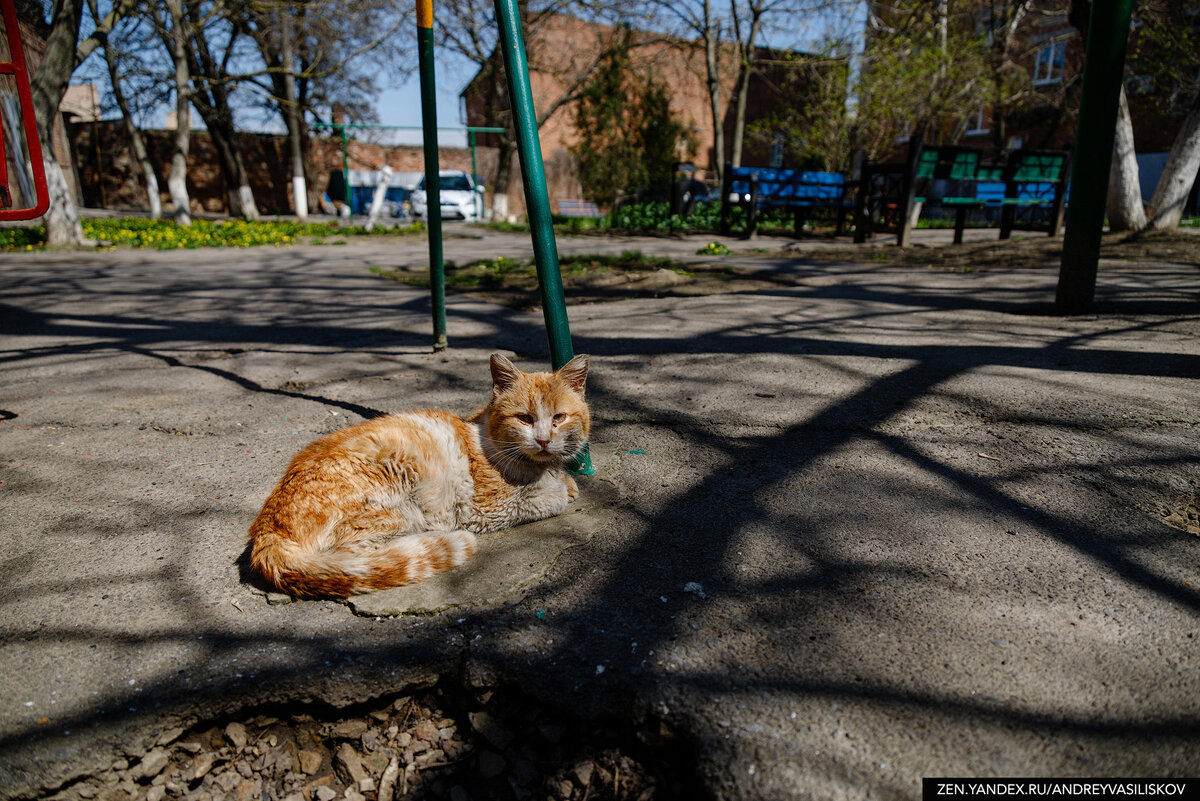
535,437,550,451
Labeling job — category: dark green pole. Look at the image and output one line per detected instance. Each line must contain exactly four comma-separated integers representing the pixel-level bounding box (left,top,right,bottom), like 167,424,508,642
492,0,593,475
418,0,448,350
1056,0,1135,315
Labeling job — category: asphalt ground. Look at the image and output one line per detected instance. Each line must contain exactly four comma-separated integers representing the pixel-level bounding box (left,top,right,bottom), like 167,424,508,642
1,228,1198,800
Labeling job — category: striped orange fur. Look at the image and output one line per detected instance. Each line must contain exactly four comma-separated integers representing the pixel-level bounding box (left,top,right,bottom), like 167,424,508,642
249,353,590,598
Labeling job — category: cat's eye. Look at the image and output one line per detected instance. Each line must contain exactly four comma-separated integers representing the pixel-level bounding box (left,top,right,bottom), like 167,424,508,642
552,413,566,424
515,413,535,425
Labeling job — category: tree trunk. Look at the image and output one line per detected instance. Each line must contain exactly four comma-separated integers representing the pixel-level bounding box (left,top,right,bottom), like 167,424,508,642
1146,92,1200,231
29,0,89,245
164,0,191,225
280,11,307,219
103,42,161,217
703,0,723,184
1106,87,1146,231
729,2,764,169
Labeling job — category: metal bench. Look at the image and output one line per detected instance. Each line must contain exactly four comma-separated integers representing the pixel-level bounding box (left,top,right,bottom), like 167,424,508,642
997,150,1070,238
855,141,986,246
720,164,855,237
557,198,603,218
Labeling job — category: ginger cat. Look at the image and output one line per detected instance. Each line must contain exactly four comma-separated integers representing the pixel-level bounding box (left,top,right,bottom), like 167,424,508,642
249,353,590,598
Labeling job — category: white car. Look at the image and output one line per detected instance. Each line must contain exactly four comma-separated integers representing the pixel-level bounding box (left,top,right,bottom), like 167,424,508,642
410,171,485,222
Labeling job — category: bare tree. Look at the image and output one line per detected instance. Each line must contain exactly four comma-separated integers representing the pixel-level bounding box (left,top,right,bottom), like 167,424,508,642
441,0,651,219
27,0,135,244
160,0,192,224
92,6,163,217
240,0,409,218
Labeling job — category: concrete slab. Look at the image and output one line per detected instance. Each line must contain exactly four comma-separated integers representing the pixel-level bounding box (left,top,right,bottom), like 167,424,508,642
1,231,1198,801
343,476,619,618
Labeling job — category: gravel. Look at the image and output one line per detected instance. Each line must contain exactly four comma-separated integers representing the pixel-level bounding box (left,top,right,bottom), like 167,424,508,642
43,683,691,801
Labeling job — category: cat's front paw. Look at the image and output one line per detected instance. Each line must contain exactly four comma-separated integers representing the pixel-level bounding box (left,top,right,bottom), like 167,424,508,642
564,475,579,500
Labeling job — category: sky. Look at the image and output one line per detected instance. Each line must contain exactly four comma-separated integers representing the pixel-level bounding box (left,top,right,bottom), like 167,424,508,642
371,52,479,148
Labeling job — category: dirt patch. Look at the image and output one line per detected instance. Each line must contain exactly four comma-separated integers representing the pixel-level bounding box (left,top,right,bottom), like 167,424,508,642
791,230,1200,272
368,253,787,311
44,683,696,801
370,232,1198,310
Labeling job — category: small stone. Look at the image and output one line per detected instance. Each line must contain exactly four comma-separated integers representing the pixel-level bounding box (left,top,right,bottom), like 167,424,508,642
343,790,366,801
357,778,376,793
136,748,170,780
361,728,382,752
478,751,506,780
177,740,203,755
336,743,368,784
572,761,595,787
76,784,99,799
298,750,323,775
224,722,249,750
550,778,574,799
330,720,369,740
393,733,411,748
145,786,166,801
156,727,186,747
467,711,513,749
214,772,240,792
314,786,337,801
410,720,440,743
235,779,262,801
191,753,218,781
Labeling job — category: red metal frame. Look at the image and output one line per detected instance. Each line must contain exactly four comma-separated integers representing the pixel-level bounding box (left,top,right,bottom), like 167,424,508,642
0,0,49,220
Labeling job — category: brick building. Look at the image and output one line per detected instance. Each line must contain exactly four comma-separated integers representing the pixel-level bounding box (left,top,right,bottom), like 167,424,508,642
460,14,826,217
867,0,1198,204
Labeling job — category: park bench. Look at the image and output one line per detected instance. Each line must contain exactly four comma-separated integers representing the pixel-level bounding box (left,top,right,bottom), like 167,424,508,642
557,198,603,218
994,149,1070,238
720,164,856,238
855,142,987,246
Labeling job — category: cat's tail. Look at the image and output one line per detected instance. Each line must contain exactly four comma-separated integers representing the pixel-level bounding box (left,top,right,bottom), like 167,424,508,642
250,529,477,599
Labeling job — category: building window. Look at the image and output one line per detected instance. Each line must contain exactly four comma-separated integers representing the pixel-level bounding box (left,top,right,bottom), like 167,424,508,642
1033,40,1067,85
966,105,989,135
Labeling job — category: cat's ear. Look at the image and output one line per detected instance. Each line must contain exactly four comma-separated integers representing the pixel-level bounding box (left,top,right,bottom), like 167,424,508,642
555,354,589,394
490,353,521,394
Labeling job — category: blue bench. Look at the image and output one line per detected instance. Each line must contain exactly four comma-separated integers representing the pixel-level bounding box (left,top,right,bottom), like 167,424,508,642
557,198,603,218
720,164,855,237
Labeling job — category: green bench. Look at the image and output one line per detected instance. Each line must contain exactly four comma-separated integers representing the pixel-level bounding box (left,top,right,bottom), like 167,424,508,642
855,141,987,246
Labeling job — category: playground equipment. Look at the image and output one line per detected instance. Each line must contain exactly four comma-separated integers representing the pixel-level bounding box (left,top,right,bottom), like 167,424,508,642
414,0,592,473
0,0,48,221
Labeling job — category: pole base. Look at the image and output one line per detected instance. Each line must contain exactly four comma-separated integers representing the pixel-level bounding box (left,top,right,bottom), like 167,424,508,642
567,443,595,476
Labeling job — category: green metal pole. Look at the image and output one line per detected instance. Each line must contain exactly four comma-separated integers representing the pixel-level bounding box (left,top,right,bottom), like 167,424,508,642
492,0,593,475
418,0,448,351
1056,0,1135,315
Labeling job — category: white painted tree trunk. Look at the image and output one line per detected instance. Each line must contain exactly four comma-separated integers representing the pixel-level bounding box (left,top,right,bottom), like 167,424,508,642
1147,99,1200,231
292,176,308,219
228,185,260,221
143,168,162,218
1106,88,1147,232
492,191,509,223
365,166,392,231
41,150,92,246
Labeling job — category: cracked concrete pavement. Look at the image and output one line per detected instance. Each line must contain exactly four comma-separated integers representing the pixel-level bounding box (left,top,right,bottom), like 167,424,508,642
1,228,1198,800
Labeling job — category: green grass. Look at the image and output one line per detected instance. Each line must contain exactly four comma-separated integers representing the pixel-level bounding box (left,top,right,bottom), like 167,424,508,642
0,217,424,251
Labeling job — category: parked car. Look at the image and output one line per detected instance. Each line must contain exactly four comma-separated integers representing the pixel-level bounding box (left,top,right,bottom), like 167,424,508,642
410,171,486,222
